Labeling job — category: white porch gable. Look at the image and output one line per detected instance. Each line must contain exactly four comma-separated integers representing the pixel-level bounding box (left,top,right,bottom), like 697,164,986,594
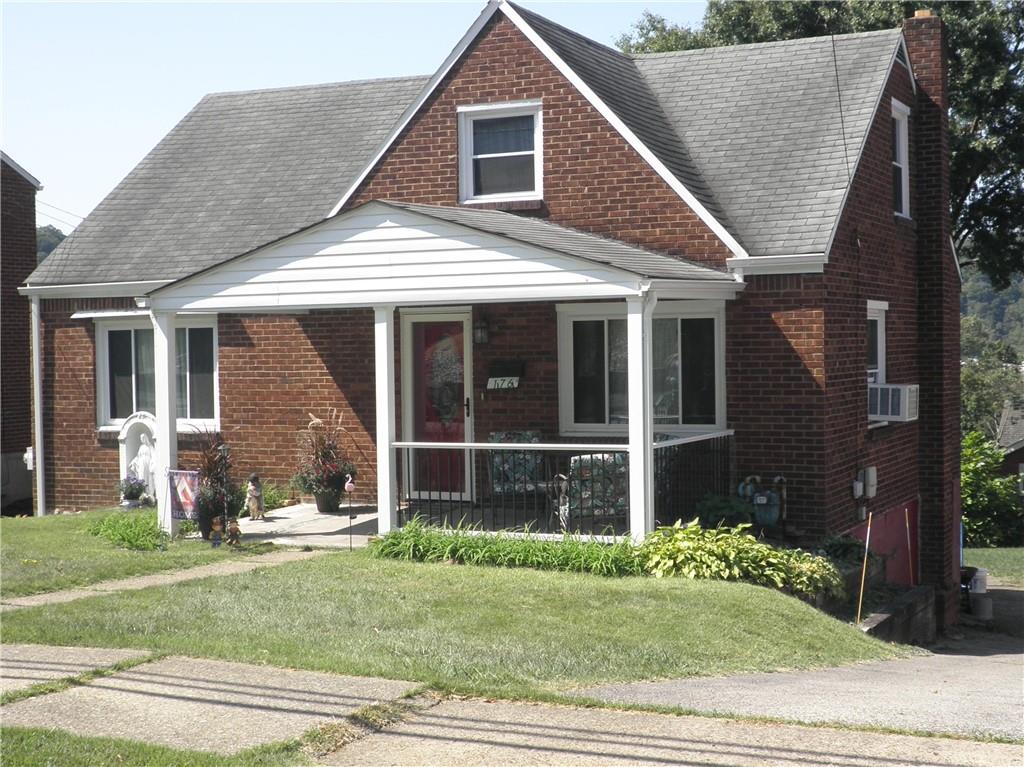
148,201,661,313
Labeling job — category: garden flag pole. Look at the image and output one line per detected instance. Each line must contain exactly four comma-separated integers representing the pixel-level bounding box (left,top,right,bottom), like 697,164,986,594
856,512,873,624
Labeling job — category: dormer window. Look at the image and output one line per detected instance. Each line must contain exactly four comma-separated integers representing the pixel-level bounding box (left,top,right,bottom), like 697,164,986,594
458,101,542,203
891,99,911,218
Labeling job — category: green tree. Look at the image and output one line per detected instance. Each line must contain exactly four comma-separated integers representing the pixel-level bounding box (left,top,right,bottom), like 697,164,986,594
618,1,1024,289
960,431,1022,547
36,224,65,263
960,315,1024,438
961,268,1024,358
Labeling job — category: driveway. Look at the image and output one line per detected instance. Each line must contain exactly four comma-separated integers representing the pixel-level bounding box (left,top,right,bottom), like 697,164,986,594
583,630,1024,740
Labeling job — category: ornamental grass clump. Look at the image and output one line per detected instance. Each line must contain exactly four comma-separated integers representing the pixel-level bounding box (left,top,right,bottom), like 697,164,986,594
638,519,844,600
371,518,642,577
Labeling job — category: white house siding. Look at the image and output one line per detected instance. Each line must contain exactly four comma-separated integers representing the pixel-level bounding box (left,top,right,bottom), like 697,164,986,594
150,203,643,312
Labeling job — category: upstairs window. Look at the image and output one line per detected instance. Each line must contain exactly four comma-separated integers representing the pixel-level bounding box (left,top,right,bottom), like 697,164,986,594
97,320,218,427
458,102,542,203
891,99,911,217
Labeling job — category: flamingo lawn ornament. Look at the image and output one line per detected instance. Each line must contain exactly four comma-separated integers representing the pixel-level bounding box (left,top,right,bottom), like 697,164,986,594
344,474,356,550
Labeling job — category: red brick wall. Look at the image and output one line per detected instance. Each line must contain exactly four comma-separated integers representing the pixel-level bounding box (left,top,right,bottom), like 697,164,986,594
346,15,732,267
1,161,37,458
904,12,960,624
821,47,921,539
726,275,828,539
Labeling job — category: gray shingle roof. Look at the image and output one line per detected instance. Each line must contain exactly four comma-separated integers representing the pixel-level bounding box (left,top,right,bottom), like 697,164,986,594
381,201,733,282
29,5,903,287
510,3,732,234
634,29,902,256
28,76,428,286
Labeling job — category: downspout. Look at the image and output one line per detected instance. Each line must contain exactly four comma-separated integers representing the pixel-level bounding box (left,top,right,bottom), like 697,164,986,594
30,295,46,515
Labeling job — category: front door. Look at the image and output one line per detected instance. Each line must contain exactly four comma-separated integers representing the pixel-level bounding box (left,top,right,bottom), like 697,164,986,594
402,311,473,501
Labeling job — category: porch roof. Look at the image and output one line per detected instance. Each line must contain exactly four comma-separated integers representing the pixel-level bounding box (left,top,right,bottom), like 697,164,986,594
146,200,739,313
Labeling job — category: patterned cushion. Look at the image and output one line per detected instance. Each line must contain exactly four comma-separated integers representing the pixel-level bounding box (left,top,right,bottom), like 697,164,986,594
566,452,629,518
488,431,544,494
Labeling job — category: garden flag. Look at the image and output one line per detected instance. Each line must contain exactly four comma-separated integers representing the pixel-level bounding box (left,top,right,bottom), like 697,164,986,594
168,470,200,520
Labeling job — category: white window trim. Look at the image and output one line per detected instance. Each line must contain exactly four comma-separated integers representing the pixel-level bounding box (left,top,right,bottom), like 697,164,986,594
892,98,911,219
95,316,219,433
867,300,888,428
458,100,543,204
556,301,727,437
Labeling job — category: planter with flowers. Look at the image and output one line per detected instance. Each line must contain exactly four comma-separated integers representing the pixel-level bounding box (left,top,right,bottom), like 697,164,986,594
293,410,357,514
118,474,153,508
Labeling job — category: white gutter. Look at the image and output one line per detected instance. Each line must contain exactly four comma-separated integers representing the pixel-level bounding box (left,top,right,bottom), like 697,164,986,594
30,296,46,515
18,280,173,298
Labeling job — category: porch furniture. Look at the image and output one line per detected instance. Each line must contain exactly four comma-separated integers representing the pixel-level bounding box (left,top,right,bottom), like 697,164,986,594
559,452,629,531
487,431,545,496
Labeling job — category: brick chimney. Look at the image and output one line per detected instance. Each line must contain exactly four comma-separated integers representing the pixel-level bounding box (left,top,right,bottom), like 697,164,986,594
903,10,960,626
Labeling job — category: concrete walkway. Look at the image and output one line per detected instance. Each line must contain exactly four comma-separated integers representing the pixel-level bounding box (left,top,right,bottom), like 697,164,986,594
237,503,377,549
583,630,1024,740
0,548,326,612
0,644,150,694
1,654,417,754
325,698,1023,767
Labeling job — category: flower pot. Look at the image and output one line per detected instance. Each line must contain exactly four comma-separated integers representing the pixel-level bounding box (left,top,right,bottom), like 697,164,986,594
314,491,340,514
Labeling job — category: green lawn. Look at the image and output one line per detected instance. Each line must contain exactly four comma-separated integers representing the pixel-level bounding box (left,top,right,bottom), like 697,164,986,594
0,728,306,767
964,547,1024,587
0,550,906,698
1,509,274,599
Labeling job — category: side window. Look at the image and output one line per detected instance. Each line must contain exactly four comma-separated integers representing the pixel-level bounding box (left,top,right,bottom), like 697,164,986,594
458,102,542,203
891,99,911,217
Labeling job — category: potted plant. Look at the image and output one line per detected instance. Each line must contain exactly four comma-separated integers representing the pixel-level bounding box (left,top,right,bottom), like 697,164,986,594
293,410,356,514
118,474,147,507
193,432,243,539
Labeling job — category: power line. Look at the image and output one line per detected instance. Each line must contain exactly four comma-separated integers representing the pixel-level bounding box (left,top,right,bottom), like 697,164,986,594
37,210,79,229
38,200,85,219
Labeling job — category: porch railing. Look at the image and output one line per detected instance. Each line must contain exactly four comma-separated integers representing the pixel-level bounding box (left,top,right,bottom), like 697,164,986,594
653,430,736,526
394,441,630,536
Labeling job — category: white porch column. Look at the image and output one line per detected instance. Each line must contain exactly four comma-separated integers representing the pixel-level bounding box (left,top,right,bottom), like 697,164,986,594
151,311,178,535
374,305,398,534
626,293,657,542
29,296,46,516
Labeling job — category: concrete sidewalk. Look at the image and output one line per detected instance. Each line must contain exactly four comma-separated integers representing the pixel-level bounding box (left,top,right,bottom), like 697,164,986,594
0,644,151,694
582,630,1024,740
0,548,327,612
237,503,377,549
1,654,417,755
325,698,1023,767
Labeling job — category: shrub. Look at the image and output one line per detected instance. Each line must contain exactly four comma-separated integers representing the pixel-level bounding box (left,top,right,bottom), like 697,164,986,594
87,511,168,551
961,431,1023,547
819,534,874,566
696,494,753,528
371,518,642,577
637,520,844,600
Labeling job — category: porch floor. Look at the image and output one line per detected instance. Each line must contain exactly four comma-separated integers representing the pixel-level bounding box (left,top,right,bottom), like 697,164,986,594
237,503,377,549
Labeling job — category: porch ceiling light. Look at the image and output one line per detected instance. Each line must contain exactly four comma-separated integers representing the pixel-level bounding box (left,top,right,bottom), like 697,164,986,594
473,318,490,345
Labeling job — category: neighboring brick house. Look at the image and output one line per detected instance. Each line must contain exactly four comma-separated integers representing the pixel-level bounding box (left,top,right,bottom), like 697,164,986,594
2,152,42,510
20,3,961,623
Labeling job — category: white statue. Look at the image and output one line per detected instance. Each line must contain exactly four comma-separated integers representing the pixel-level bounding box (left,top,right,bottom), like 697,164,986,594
129,432,155,498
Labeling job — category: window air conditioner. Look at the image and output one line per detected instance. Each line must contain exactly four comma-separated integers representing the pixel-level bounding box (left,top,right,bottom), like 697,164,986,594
868,383,919,422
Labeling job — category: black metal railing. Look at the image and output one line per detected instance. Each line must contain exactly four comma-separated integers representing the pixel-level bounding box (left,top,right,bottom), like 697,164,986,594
394,441,629,535
653,431,736,526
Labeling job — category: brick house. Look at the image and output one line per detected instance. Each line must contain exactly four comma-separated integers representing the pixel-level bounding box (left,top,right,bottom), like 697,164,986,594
2,152,42,510
20,3,961,622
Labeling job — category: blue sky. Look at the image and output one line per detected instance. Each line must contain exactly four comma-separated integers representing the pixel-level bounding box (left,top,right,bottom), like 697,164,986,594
2,1,706,233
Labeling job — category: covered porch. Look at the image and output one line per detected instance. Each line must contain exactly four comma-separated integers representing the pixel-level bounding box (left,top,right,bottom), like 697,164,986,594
144,200,743,541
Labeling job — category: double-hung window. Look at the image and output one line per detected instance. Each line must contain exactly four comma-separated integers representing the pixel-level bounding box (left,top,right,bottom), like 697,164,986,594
96,319,218,429
866,301,887,385
892,99,911,217
458,102,542,203
557,302,725,435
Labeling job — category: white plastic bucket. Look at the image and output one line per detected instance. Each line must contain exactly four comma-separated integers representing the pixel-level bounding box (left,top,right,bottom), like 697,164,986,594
970,594,993,621
970,568,988,594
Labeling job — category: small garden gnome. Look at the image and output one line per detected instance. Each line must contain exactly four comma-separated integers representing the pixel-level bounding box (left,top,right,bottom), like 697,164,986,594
246,473,265,520
226,516,241,546
210,516,224,548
